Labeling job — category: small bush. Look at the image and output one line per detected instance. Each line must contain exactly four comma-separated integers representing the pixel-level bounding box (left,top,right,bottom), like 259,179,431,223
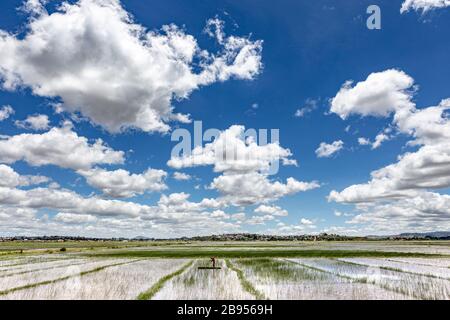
60,247,67,252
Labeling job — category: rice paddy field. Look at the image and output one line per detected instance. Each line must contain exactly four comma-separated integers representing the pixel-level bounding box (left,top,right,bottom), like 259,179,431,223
0,240,449,300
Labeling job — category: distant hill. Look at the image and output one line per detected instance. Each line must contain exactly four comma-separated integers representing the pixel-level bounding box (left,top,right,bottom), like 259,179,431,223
397,231,450,239
133,236,152,240
367,231,450,240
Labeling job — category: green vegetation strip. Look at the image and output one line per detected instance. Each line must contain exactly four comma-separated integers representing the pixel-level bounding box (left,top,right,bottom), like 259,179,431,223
137,260,194,300
284,259,422,299
225,259,265,300
0,259,139,296
89,249,443,259
335,258,450,280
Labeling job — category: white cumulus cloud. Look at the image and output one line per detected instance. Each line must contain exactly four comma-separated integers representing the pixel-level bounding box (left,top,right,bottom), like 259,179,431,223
300,218,314,225
328,69,450,233
210,172,319,206
78,167,167,198
0,122,124,170
401,0,450,13
54,212,97,224
0,164,49,188
254,204,288,217
0,0,262,133
294,98,318,118
168,125,296,173
173,172,192,181
358,137,371,146
0,105,14,121
315,140,344,158
358,130,391,150
15,114,50,131
330,69,415,120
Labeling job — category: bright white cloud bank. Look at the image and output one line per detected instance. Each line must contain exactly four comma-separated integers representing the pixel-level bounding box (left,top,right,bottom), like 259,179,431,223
210,172,319,206
0,164,243,237
78,167,168,198
0,164,49,188
0,122,124,170
169,125,318,206
168,125,296,173
329,69,450,233
0,0,262,133
54,212,98,224
401,0,450,13
0,121,244,235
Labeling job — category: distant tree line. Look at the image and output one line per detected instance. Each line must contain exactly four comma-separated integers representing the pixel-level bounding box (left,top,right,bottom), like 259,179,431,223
1,232,448,242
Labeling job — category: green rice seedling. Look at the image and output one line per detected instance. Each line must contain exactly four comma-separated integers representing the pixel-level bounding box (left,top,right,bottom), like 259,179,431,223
152,259,255,300
237,258,408,300
291,258,450,300
0,259,132,295
2,259,188,300
137,260,194,300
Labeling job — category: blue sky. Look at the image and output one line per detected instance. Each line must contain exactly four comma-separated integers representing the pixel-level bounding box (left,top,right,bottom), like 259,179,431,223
0,0,449,237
